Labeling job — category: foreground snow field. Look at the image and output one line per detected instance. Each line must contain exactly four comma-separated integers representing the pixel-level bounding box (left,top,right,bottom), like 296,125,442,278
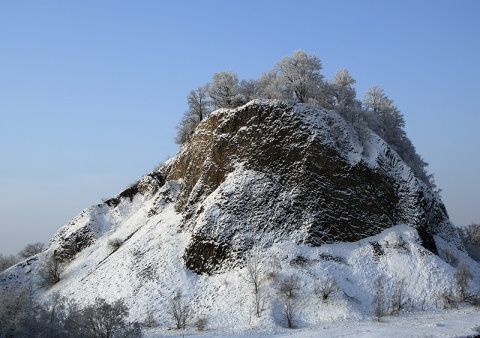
145,307,480,337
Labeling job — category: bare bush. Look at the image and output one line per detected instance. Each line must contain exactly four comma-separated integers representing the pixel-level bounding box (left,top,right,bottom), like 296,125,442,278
456,261,473,301
245,255,266,318
107,238,123,252
314,277,338,303
38,253,64,286
443,247,459,267
440,289,456,309
195,315,208,331
168,289,191,329
142,311,158,328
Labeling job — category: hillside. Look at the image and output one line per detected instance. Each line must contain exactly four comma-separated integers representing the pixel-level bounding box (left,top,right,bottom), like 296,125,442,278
1,100,478,336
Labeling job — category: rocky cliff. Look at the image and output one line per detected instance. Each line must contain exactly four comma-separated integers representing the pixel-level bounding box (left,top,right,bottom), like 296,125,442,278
154,100,459,274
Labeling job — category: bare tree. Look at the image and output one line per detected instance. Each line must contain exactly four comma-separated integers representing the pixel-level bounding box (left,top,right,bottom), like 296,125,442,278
278,275,302,328
175,112,200,145
373,275,386,320
38,253,64,286
389,278,407,314
187,85,212,122
279,274,301,299
245,255,266,318
168,289,191,329
79,298,140,338
0,286,29,337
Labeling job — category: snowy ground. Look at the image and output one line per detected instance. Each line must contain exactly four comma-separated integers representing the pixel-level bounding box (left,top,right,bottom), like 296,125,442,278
145,307,480,337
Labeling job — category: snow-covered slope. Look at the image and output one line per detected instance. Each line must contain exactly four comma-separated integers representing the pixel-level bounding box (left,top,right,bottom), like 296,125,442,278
1,99,476,336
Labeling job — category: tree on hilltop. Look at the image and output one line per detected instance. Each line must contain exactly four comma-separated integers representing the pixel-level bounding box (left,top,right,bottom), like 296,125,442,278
275,50,323,103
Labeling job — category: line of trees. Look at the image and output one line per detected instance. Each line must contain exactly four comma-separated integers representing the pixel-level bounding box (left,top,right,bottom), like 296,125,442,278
0,287,142,338
174,50,436,190
0,242,44,272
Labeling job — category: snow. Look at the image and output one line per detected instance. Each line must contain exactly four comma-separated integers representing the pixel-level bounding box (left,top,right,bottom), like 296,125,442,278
1,100,478,337
144,308,480,337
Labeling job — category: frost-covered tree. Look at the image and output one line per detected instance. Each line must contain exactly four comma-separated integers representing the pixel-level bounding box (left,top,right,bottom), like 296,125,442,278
363,85,403,139
363,86,434,188
239,78,260,102
208,71,244,109
459,223,480,262
328,68,361,122
275,50,324,103
0,253,19,272
257,69,289,100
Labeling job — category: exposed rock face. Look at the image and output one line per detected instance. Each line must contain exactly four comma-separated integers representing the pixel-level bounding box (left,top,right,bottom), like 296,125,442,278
159,100,458,274
21,100,459,277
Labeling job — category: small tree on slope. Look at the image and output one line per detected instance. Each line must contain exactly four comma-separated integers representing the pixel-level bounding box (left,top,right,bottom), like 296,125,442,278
455,261,473,302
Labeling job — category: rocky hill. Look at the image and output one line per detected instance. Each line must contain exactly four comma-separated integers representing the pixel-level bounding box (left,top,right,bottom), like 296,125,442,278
0,100,474,335
161,100,460,273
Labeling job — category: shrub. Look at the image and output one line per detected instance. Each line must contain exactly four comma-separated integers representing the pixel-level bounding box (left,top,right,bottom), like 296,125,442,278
195,315,208,331
142,311,158,328
107,238,123,252
455,261,473,301
443,247,459,267
314,277,338,303
168,290,191,329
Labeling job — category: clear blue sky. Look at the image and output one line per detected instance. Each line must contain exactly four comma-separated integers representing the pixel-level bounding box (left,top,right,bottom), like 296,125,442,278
1,1,479,254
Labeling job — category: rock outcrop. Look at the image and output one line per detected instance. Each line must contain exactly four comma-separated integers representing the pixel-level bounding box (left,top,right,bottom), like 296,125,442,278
156,100,460,274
